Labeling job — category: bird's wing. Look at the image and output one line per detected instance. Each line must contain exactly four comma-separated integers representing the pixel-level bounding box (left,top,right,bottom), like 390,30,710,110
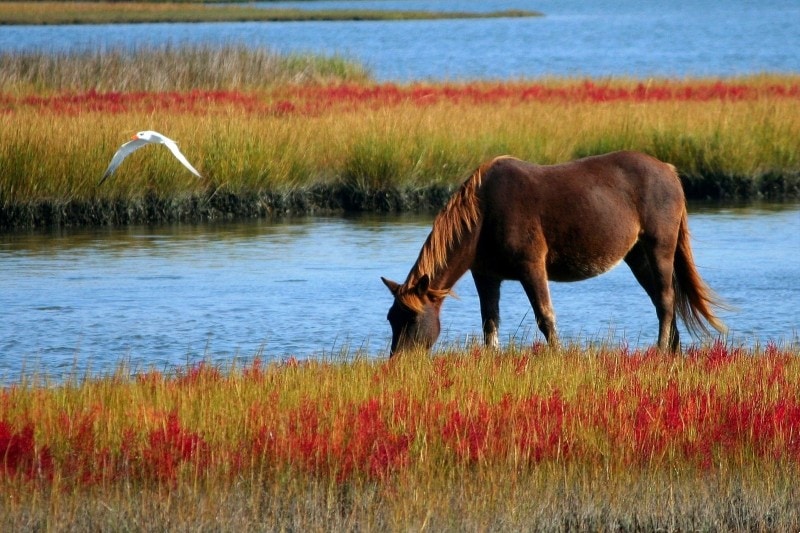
162,139,203,178
98,138,149,185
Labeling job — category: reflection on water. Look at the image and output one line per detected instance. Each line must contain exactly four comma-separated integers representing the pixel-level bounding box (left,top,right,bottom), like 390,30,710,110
1,204,798,382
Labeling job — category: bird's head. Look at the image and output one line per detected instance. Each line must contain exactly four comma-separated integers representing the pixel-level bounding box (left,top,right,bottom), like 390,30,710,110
132,131,162,142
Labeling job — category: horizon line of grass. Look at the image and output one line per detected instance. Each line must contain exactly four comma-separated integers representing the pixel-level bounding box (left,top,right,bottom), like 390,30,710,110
0,2,542,25
9,45,800,95
2,342,800,529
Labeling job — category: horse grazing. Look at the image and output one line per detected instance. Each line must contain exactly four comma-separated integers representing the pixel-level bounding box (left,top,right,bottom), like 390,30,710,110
382,151,726,356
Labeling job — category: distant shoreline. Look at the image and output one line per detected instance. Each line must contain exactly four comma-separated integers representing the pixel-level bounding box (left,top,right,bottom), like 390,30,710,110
0,2,543,25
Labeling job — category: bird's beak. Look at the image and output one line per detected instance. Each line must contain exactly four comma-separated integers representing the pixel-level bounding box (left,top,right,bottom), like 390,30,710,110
130,134,138,140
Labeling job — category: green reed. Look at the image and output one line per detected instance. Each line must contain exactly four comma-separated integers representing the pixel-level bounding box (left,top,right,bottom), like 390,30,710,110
3,97,798,199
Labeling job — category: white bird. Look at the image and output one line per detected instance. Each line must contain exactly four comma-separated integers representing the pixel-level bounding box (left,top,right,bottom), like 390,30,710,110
99,130,202,185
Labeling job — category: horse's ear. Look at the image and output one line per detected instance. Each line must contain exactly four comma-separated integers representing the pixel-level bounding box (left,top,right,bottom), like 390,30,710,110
381,277,401,295
414,274,431,296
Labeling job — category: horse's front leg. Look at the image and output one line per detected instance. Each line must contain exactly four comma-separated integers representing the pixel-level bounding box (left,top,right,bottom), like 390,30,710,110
472,272,501,349
519,265,558,347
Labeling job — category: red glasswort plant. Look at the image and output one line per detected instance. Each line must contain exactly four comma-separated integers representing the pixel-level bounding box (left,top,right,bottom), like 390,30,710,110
1,343,799,492
0,421,52,481
3,80,798,117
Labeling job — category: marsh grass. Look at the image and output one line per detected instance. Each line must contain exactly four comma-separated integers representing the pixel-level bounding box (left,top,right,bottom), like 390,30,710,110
3,95,798,199
0,45,372,93
1,50,799,227
3,469,797,530
2,342,800,530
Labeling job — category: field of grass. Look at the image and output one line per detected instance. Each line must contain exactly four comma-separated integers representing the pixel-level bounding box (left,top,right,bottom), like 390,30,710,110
2,341,799,529
1,47,799,228
0,1,541,25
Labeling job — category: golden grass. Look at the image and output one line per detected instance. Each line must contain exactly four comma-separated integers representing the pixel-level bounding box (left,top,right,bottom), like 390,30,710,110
1,50,798,226
2,92,798,203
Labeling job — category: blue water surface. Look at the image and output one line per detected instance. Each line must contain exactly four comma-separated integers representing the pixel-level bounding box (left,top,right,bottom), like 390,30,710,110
1,205,798,382
1,2,799,381
1,0,798,81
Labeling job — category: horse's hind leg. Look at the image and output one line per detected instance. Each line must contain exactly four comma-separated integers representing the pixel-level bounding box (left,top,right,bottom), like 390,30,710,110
518,264,558,347
624,241,679,351
473,272,501,348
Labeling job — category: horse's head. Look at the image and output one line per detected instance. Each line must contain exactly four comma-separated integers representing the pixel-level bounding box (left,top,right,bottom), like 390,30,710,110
381,274,445,356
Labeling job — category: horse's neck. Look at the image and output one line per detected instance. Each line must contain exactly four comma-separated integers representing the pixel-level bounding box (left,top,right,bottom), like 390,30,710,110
405,165,485,292
407,227,478,291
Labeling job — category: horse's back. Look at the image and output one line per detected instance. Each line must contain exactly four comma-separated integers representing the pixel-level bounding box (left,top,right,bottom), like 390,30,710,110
481,151,684,223
476,151,685,281
486,150,678,196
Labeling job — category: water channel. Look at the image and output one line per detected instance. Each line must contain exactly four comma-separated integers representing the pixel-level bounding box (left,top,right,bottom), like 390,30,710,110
1,203,797,382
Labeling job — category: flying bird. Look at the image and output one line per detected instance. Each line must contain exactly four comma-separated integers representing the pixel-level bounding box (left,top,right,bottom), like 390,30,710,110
99,130,202,185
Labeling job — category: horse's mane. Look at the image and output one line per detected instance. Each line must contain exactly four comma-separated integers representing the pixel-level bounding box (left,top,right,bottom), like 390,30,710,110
403,156,510,291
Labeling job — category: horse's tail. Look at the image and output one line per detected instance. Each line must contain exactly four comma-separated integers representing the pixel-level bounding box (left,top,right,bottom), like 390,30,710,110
673,207,727,337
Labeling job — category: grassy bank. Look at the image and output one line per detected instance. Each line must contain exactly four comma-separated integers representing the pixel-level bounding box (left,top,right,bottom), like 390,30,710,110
1,48,799,228
0,2,541,25
2,342,800,529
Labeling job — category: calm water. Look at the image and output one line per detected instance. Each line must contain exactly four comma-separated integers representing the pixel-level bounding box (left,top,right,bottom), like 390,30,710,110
1,0,798,80
1,3,799,380
1,204,798,381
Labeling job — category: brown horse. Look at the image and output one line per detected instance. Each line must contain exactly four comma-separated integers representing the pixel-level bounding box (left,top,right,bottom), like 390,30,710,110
382,151,726,356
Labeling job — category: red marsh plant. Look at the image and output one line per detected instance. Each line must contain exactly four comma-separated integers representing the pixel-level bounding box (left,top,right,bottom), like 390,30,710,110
3,343,800,529
276,78,800,114
4,78,800,117
0,89,266,116
2,341,800,490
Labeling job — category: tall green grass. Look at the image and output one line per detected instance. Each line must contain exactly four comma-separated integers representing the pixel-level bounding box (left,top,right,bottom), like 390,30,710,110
2,96,798,201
